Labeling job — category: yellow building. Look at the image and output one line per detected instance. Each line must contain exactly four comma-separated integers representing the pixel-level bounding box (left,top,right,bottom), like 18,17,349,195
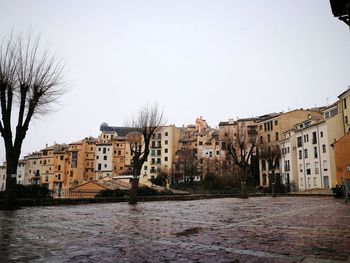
67,137,97,187
24,138,97,197
141,125,181,184
113,137,132,176
41,145,56,189
52,144,69,196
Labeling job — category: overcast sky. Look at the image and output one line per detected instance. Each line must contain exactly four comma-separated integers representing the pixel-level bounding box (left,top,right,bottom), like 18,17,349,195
0,0,349,160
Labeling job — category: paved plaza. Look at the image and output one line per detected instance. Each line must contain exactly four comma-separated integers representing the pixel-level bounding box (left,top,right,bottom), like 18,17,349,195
0,197,350,262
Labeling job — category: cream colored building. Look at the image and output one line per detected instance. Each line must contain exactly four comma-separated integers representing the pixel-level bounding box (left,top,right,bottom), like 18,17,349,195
16,160,26,185
258,109,323,187
295,104,344,190
279,129,298,190
141,125,181,183
40,145,56,189
25,151,42,185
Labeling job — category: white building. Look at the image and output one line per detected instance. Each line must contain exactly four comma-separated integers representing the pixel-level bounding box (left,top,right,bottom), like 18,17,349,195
95,142,114,180
279,129,298,191
16,160,26,185
0,160,28,191
295,104,344,190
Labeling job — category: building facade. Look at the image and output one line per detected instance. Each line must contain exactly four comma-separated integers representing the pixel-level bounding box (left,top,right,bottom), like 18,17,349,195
332,133,350,184
141,125,181,184
258,109,323,187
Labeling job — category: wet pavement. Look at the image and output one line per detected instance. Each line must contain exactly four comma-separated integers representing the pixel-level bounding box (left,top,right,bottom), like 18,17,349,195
0,197,349,262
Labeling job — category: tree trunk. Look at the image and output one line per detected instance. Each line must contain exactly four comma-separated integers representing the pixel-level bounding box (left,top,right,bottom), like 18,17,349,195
271,170,276,197
129,178,139,205
2,151,19,210
240,166,248,198
129,165,141,205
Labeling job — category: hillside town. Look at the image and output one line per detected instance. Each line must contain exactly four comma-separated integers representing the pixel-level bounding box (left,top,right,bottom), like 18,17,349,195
1,87,349,198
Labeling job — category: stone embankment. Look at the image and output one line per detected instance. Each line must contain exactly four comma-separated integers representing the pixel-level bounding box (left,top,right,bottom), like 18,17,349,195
0,191,334,207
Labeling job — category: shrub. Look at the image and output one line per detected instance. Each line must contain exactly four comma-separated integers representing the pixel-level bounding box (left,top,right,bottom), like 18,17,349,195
0,184,53,199
150,173,168,187
96,185,173,198
96,189,128,197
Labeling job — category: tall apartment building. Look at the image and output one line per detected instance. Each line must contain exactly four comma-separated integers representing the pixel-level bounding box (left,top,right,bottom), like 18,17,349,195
52,144,69,196
257,109,323,187
112,136,132,176
95,140,114,180
16,160,26,185
41,145,56,189
141,125,181,183
279,129,298,190
97,124,137,179
294,103,344,190
25,151,42,185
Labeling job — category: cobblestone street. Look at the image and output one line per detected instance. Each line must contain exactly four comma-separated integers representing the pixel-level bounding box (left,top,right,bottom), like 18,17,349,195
0,197,349,262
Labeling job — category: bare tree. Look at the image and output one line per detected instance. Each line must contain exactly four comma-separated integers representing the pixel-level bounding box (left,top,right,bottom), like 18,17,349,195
259,143,281,196
174,148,198,184
221,122,258,196
127,104,165,204
0,34,65,209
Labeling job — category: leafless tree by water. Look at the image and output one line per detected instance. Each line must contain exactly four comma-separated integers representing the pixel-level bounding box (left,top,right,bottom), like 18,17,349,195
0,33,66,210
127,104,165,204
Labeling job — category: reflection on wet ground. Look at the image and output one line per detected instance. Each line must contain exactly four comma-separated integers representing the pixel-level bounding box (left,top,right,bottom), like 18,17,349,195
0,197,349,262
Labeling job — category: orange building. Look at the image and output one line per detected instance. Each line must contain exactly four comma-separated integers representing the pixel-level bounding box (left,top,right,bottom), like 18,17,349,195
332,133,350,184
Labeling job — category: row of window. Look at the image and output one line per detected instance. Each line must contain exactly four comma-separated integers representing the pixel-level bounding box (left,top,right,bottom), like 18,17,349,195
299,161,327,175
151,132,169,140
260,132,279,143
260,120,278,132
297,131,323,148
300,177,318,187
151,149,168,156
298,145,326,160
281,147,290,155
